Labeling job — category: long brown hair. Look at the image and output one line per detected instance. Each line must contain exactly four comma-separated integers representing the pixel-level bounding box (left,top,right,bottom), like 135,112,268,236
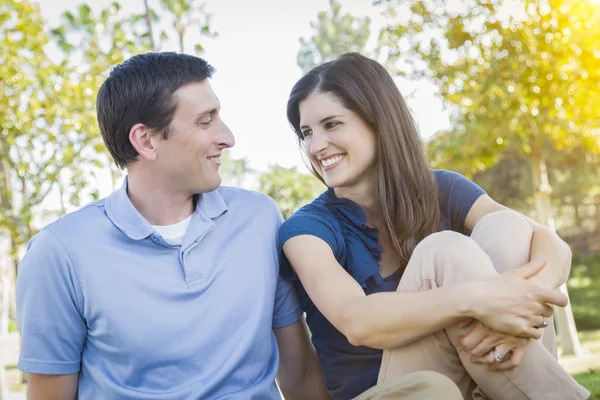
286,52,441,266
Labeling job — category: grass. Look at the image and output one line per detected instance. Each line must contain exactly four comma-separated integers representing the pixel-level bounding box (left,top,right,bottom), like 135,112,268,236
573,370,600,399
572,330,600,399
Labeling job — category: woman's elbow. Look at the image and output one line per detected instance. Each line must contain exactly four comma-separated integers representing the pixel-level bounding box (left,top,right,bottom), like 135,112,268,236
340,303,370,347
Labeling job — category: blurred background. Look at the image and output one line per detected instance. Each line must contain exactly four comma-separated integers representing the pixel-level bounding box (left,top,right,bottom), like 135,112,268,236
1,0,599,397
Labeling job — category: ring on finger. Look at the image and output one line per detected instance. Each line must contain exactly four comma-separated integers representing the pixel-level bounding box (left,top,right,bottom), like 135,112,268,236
538,316,549,328
493,349,503,363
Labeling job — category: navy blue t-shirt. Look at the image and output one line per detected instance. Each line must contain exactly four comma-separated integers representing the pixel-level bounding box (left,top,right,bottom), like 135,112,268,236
278,170,486,400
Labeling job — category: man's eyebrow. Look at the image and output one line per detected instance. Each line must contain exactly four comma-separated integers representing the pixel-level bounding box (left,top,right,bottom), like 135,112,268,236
300,115,342,130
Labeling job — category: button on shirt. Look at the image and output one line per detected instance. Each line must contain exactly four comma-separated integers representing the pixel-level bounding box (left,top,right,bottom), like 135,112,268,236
16,180,302,399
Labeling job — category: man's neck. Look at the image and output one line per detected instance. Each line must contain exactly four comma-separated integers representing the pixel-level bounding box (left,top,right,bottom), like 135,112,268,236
126,172,195,226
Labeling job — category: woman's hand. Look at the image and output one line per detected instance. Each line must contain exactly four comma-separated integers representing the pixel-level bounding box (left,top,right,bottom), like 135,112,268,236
468,258,566,339
459,320,531,370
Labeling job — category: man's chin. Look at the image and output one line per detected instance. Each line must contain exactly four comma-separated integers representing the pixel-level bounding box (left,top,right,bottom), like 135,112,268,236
198,176,222,193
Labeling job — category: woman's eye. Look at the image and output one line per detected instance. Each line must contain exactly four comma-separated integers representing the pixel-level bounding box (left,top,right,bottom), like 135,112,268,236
301,130,313,138
325,122,339,129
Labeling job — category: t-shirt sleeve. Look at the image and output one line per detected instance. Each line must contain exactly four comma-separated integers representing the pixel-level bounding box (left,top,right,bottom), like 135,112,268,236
268,198,303,328
277,207,342,282
16,229,86,374
435,170,486,232
272,276,303,329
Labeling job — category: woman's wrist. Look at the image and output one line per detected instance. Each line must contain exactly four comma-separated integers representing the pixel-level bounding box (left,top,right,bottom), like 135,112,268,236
452,281,481,320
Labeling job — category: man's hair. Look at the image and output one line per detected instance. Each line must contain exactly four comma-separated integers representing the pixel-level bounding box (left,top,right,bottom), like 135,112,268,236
287,52,441,270
96,52,215,168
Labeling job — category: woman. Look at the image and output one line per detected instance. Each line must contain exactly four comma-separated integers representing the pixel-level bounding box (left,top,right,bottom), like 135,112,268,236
279,53,590,400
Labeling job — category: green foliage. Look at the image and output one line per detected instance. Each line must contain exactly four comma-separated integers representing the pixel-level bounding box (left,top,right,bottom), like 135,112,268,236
568,251,600,331
378,0,600,173
1,0,114,251
297,0,371,73
259,165,325,219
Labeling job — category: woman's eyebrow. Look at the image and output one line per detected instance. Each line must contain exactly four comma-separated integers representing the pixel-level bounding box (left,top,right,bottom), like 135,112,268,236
300,115,343,130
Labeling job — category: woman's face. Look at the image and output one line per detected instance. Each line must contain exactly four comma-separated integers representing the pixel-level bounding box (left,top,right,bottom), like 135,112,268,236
298,91,377,190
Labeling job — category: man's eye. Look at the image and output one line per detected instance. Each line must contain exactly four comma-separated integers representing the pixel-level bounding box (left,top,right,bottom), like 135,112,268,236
200,116,213,125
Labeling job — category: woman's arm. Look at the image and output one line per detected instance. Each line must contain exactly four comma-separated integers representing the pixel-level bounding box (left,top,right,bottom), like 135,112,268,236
283,235,566,350
464,194,572,290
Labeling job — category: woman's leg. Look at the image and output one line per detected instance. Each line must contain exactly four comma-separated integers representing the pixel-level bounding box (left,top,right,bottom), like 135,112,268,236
470,211,557,359
354,371,462,400
377,211,589,400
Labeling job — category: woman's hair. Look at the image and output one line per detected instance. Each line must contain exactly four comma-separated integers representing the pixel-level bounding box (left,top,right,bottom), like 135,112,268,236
287,52,441,267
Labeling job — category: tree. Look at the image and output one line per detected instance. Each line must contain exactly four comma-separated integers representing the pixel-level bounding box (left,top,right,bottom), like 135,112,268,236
377,0,600,355
0,0,130,333
297,0,372,73
143,0,217,54
51,2,153,192
259,166,325,219
142,0,156,51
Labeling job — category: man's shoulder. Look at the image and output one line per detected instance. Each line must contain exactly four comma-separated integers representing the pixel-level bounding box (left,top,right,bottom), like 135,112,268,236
43,198,108,239
25,198,108,260
216,186,278,210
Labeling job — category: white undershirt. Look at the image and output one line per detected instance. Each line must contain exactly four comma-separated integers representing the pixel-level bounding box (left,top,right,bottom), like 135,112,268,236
152,215,193,246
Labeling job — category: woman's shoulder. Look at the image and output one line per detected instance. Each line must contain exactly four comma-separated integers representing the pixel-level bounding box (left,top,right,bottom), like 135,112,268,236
432,169,468,183
279,189,346,259
283,190,340,229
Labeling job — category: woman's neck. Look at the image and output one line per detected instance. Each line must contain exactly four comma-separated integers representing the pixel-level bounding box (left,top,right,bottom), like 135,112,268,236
334,180,381,229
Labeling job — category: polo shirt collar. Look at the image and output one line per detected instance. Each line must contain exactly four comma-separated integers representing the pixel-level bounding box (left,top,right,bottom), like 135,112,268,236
105,177,228,241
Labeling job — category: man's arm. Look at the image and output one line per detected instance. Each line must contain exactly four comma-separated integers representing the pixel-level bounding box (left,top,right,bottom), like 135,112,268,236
274,317,331,400
16,230,86,396
28,374,78,400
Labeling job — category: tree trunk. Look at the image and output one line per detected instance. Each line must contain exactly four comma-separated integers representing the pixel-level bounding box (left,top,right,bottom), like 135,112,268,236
8,234,20,333
178,28,185,53
573,197,583,233
143,0,156,51
531,153,585,357
1,266,9,336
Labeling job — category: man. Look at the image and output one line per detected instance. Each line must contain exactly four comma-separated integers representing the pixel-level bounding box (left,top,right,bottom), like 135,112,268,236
16,52,329,399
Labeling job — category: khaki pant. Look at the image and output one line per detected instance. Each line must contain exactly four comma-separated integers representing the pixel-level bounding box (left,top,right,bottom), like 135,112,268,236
355,211,590,399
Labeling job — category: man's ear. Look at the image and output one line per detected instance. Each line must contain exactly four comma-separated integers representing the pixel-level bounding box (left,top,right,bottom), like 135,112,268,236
129,123,158,161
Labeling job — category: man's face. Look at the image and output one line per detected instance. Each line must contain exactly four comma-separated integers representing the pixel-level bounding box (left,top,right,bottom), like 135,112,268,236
153,80,234,194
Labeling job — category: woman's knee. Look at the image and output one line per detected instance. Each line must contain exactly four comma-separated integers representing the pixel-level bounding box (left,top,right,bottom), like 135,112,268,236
471,210,534,273
414,231,487,264
411,231,496,281
472,210,533,242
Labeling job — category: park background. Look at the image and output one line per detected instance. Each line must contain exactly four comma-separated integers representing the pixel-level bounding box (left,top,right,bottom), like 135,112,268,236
1,0,599,397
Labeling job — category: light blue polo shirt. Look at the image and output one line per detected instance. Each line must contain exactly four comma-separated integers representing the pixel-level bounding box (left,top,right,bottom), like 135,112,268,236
16,180,302,399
